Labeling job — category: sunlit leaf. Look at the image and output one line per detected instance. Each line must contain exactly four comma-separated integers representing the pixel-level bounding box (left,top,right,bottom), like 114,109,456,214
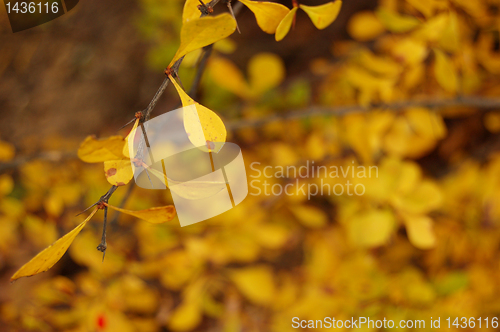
346,209,395,247
123,119,140,158
434,49,458,93
239,0,290,34
300,1,342,30
11,208,98,281
182,0,200,23
275,7,298,41
169,14,237,67
403,214,437,249
78,135,125,163
230,265,275,305
106,203,176,224
104,160,134,186
168,73,227,152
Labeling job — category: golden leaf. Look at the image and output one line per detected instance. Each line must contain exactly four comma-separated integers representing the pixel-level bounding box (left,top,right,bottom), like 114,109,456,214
300,1,342,30
103,159,134,186
402,214,437,249
11,208,98,281
239,0,290,34
434,49,458,93
169,73,227,152
230,265,275,305
169,14,236,67
77,135,125,163
376,8,420,33
106,203,176,224
275,7,298,41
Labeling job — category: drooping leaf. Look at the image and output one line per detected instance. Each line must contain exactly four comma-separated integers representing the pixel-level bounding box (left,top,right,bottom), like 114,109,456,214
300,1,342,30
239,0,290,34
123,119,140,158
275,7,298,41
11,208,98,281
106,204,176,224
169,14,237,67
104,160,134,186
78,135,125,163
434,49,458,93
168,73,227,152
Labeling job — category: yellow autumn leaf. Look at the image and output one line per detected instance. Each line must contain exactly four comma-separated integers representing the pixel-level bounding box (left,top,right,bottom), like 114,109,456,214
169,14,236,67
168,73,227,152
0,140,15,162
402,214,437,249
78,135,125,163
347,11,385,41
104,159,134,186
11,208,98,281
123,119,140,158
230,265,275,306
168,301,202,331
275,7,298,41
248,52,285,96
376,8,421,33
346,209,395,248
289,205,328,228
391,38,428,65
106,203,176,224
239,0,290,34
209,56,251,98
434,49,458,93
300,1,342,30
182,0,200,23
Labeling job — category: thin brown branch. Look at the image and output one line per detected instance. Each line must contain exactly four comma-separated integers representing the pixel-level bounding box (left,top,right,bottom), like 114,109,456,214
226,96,500,130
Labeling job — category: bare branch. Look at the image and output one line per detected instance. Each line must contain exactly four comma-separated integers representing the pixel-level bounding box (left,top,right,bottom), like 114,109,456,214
226,96,500,130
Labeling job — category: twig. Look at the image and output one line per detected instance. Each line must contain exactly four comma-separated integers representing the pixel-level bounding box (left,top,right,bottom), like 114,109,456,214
189,45,214,99
97,205,108,261
109,183,135,226
226,96,500,130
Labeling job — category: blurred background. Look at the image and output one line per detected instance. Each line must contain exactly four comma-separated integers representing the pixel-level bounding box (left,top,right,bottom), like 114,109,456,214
1,0,500,331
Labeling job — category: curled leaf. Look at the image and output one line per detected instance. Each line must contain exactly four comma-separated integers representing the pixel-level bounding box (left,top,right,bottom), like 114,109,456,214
239,0,290,34
123,119,140,158
78,135,125,163
169,13,237,67
275,7,298,41
300,1,342,30
11,208,98,281
106,204,176,224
